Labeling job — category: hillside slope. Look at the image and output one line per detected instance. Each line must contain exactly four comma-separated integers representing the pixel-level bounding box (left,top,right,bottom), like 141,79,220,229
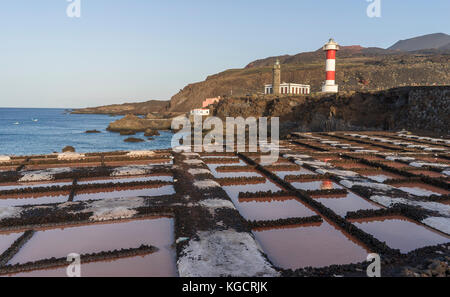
169,48,450,112
73,100,169,115
388,33,450,51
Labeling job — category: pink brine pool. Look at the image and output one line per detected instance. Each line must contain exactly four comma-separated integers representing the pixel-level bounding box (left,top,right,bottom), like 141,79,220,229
291,180,342,191
253,221,369,269
350,216,450,253
314,192,382,217
5,217,177,277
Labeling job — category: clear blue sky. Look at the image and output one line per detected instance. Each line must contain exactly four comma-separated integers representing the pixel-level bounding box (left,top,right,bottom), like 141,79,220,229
0,0,448,108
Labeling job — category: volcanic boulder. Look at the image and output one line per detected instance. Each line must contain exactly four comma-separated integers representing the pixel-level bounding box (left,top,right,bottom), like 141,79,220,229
124,137,145,143
144,129,160,137
107,114,173,132
62,146,75,153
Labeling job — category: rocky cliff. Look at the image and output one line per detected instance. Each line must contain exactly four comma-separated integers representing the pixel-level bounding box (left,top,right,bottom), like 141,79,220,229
213,86,450,136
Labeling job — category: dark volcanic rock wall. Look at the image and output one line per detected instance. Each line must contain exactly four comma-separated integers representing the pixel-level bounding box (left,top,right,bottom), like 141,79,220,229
214,86,450,136
404,87,450,133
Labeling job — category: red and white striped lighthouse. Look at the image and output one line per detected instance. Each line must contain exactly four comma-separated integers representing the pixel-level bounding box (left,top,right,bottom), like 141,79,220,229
322,38,340,93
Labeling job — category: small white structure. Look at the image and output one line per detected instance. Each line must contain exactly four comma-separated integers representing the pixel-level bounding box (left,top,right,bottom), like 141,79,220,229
264,83,310,95
190,109,210,116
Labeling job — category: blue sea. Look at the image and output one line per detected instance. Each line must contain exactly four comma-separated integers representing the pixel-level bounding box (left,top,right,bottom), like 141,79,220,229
0,108,173,156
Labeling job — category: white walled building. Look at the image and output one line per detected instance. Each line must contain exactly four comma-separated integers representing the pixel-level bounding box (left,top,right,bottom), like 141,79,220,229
190,109,210,116
264,83,310,95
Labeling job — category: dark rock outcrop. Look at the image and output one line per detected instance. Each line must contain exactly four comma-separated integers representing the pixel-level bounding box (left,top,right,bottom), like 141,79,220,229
107,114,174,132
124,137,145,143
119,130,136,136
214,86,450,136
62,146,75,153
144,129,160,137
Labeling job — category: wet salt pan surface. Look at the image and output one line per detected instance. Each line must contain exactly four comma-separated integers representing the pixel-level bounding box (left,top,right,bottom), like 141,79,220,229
73,185,176,201
314,192,382,217
362,173,401,183
0,192,69,207
201,156,239,159
7,217,177,274
0,232,24,255
223,182,318,221
273,168,315,180
223,181,282,201
207,163,261,178
397,187,442,197
291,180,343,191
236,197,317,221
351,217,450,253
78,175,173,185
0,181,73,191
9,253,177,277
253,221,368,269
393,183,450,197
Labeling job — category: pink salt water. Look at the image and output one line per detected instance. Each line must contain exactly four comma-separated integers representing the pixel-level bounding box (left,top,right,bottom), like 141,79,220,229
9,252,176,277
223,181,282,201
359,155,387,161
266,165,302,172
235,196,318,221
315,156,344,162
7,217,177,277
201,155,238,159
25,163,102,170
272,168,315,180
0,192,69,207
77,175,173,185
73,185,175,201
361,171,402,183
204,158,241,164
333,162,371,169
410,170,446,178
207,163,262,179
314,192,382,217
393,183,449,197
381,161,413,169
350,216,449,253
291,180,342,191
222,181,318,221
0,231,24,255
416,157,449,164
0,166,17,172
105,159,173,167
253,221,369,269
0,180,73,191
